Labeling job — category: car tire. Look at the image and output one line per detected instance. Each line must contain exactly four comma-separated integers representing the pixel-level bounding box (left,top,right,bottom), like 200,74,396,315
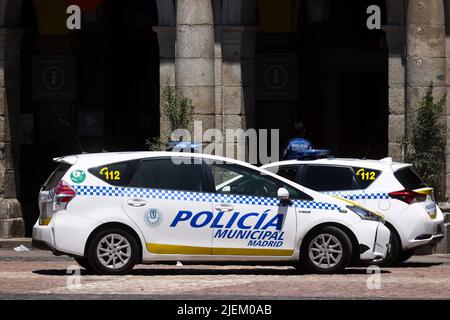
299,226,353,274
377,228,401,267
74,257,93,271
87,228,139,275
397,249,415,264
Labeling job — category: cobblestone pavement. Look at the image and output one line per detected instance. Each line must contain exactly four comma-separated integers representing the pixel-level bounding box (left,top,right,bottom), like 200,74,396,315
1,249,450,299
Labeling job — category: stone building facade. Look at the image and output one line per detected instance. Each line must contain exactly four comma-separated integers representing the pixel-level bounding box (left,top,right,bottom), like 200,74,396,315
0,0,449,254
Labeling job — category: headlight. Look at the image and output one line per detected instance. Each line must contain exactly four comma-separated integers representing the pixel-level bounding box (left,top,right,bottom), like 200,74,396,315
347,205,383,222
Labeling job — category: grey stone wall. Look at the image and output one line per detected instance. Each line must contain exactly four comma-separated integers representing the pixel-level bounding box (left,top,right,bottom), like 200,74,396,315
0,28,24,238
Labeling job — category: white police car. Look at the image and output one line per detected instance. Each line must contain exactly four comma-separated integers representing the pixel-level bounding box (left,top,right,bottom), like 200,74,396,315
262,158,445,266
33,152,390,275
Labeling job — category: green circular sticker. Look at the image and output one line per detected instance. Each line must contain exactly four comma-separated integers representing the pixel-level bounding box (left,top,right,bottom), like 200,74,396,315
70,170,86,184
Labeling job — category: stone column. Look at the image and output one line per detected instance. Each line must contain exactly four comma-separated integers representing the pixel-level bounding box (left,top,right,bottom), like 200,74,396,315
384,24,406,161
218,26,257,161
406,0,446,196
153,26,176,138
0,28,24,238
406,0,446,127
175,0,216,135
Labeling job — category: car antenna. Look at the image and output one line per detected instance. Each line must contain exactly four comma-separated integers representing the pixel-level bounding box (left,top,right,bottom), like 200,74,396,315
57,118,86,154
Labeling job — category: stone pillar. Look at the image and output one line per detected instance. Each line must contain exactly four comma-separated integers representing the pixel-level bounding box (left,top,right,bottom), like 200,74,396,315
175,0,216,134
0,28,24,238
406,0,446,127
217,26,257,161
384,24,406,161
153,26,176,138
406,0,446,196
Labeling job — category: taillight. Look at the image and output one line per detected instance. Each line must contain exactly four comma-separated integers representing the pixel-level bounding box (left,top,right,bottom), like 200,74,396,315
53,180,76,210
388,190,425,204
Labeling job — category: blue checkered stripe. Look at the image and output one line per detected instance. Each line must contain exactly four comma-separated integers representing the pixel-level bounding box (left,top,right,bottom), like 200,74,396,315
325,191,389,200
293,200,340,210
72,185,123,197
71,185,339,211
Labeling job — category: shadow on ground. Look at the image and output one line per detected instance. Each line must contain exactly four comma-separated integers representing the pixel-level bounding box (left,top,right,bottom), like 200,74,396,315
33,266,393,276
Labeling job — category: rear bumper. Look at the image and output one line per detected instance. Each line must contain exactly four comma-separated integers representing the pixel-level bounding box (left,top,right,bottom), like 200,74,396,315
402,207,445,250
31,239,63,255
32,222,81,257
32,222,55,251
428,233,444,245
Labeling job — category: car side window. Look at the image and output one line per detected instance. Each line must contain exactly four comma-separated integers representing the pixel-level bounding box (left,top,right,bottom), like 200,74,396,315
89,160,139,187
303,165,359,192
209,163,312,200
128,158,211,192
273,165,301,183
352,167,381,189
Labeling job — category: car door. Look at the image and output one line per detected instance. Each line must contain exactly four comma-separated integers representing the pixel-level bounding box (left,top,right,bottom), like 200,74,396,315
121,157,214,255
299,165,366,205
207,162,305,257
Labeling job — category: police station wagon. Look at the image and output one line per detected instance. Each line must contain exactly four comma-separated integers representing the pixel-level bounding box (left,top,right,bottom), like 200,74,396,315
262,158,445,266
33,152,390,275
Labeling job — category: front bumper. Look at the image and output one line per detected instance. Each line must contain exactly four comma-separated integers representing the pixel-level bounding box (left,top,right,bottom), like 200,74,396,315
351,221,391,261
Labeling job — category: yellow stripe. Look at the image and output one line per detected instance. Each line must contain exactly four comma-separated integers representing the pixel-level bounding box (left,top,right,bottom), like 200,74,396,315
146,243,293,256
212,247,293,256
414,187,434,195
146,243,211,255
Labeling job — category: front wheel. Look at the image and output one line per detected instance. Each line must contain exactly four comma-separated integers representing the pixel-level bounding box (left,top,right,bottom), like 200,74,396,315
87,228,139,275
299,226,353,274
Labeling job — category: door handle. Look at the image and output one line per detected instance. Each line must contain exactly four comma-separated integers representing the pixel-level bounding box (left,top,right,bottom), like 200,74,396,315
214,203,234,212
127,199,147,207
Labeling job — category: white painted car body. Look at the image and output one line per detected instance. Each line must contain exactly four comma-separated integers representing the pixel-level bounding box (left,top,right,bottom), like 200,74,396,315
262,158,445,252
33,152,390,269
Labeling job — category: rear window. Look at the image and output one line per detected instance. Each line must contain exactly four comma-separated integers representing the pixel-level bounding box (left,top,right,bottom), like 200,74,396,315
89,160,139,186
43,163,71,191
394,167,427,190
303,165,359,191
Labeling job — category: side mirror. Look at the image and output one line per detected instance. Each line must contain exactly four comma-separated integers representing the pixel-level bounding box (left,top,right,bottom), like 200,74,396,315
277,187,290,201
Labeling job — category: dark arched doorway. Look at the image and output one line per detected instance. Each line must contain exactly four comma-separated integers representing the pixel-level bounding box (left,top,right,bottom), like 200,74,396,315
255,0,388,159
19,0,160,235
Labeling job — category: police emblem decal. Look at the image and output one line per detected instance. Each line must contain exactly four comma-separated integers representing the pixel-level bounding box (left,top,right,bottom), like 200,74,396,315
144,209,162,228
70,170,86,184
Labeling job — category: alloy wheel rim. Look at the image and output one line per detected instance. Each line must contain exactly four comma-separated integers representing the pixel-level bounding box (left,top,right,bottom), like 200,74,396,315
96,234,131,269
308,233,343,269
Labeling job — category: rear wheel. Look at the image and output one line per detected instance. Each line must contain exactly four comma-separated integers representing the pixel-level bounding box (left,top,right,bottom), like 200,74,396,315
397,249,415,264
299,226,353,274
377,227,401,267
74,257,93,271
87,228,139,275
